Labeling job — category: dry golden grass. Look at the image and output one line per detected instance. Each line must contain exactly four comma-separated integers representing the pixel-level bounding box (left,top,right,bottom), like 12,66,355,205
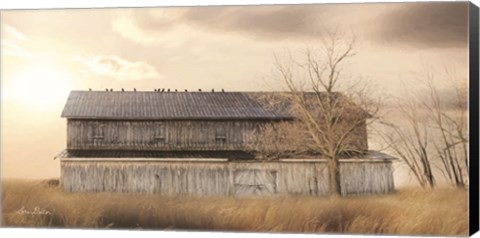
1,179,468,236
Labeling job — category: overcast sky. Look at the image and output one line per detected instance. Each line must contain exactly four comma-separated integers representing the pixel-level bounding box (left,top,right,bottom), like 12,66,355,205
0,2,469,180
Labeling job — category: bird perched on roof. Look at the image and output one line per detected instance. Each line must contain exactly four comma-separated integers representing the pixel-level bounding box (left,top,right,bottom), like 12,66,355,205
134,88,136,92
105,88,108,91
89,88,92,91
122,88,125,92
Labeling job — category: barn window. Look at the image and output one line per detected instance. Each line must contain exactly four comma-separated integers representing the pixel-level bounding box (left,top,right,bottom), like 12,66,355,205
154,123,165,142
92,122,104,139
215,127,227,144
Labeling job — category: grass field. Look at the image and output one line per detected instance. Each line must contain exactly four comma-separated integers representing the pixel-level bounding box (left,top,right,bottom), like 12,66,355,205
1,179,468,236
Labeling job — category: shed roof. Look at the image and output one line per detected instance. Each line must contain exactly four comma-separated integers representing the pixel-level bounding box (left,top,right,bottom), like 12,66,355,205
55,149,395,161
61,91,293,120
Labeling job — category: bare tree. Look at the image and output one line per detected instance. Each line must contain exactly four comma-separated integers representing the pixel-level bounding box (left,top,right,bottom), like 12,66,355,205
245,120,308,160
380,97,436,188
245,92,322,160
248,31,381,196
381,70,468,189
423,72,468,188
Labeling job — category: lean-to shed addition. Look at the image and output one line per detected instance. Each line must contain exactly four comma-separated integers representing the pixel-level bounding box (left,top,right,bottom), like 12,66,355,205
56,90,395,196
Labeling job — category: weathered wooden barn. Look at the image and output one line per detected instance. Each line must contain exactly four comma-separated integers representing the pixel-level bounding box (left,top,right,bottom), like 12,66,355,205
56,90,395,196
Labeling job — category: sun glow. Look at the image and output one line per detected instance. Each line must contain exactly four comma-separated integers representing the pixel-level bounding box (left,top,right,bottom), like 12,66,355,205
5,63,74,109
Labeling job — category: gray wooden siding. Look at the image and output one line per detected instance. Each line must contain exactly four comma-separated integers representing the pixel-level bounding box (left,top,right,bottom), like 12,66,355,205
66,119,369,152
60,159,394,196
340,161,394,195
67,120,265,151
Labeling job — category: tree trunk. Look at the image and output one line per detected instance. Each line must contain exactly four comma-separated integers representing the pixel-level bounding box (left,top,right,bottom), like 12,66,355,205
328,158,341,196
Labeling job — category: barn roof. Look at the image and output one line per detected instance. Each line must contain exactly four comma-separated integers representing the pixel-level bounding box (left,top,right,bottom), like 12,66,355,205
61,91,293,120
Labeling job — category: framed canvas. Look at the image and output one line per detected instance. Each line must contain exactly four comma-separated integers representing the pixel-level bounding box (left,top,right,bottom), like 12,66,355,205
0,1,478,237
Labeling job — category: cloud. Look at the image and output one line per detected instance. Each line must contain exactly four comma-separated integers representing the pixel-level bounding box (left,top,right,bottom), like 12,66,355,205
112,5,335,44
372,2,468,48
2,24,32,57
173,5,329,40
112,15,156,45
112,3,468,49
2,40,32,58
112,10,198,48
170,5,333,39
4,24,29,42
76,55,163,81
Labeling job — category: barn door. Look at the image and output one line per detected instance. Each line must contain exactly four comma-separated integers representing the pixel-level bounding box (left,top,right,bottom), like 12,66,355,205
234,169,277,196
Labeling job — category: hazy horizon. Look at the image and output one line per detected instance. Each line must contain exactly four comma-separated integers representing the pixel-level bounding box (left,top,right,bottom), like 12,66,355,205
0,2,469,186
